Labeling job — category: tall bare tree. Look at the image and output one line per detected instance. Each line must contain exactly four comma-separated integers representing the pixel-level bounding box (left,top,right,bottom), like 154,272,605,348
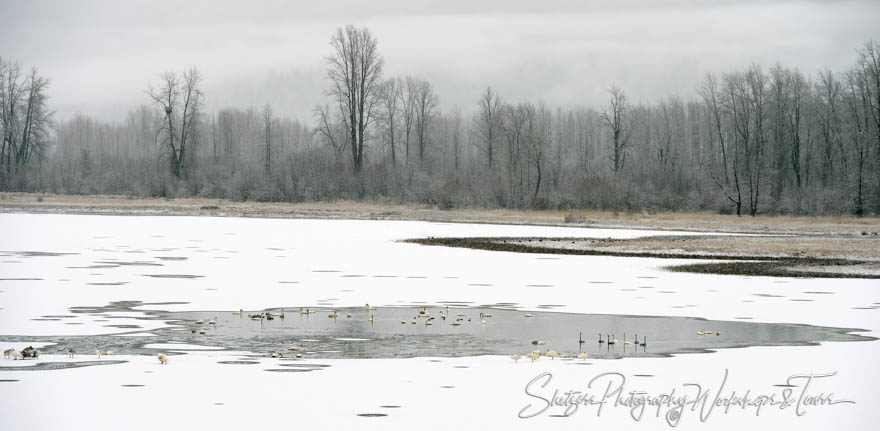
378,78,401,166
413,79,439,164
474,86,502,169
0,59,52,184
325,25,384,173
700,73,729,184
601,86,630,173
401,77,418,166
448,107,463,171
263,104,273,174
147,68,203,178
524,103,551,203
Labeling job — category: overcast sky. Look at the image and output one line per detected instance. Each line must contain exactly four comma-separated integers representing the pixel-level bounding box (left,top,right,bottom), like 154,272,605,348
1,0,878,123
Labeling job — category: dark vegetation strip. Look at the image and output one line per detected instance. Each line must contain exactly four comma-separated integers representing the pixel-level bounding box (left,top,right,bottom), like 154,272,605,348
664,261,877,278
406,237,879,279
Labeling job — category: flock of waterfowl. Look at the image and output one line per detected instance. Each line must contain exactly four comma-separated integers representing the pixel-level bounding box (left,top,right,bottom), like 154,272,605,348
209,304,717,364
3,305,726,365
510,331,650,363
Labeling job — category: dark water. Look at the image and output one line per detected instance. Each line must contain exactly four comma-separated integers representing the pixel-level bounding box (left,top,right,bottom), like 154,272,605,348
0,301,874,369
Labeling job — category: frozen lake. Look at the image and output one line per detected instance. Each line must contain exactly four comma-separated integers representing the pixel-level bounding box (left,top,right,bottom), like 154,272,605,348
1,213,878,429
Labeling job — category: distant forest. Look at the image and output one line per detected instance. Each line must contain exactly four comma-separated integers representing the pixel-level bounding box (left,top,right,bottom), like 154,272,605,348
1,27,879,216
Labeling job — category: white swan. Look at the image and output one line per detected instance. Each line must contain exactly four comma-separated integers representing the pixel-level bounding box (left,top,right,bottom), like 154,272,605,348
158,353,168,364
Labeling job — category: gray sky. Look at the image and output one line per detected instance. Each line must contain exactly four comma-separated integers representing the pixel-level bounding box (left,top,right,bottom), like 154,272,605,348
1,0,878,123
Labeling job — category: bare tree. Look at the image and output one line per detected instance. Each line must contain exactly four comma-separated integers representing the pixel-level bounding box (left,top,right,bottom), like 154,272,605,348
147,68,203,178
601,86,629,173
719,72,747,216
699,73,729,184
0,59,52,184
815,69,845,185
413,79,439,164
325,25,384,173
401,77,417,166
788,69,808,188
0,59,24,180
263,104,273,174
312,104,345,156
474,86,502,168
745,65,767,216
524,103,551,203
378,78,401,166
448,107,463,171
844,67,873,216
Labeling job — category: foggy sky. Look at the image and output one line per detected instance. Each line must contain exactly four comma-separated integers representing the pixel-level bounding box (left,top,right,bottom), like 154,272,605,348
1,0,878,123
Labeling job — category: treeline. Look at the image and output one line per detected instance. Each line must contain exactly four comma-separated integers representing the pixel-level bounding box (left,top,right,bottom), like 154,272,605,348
1,32,879,216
